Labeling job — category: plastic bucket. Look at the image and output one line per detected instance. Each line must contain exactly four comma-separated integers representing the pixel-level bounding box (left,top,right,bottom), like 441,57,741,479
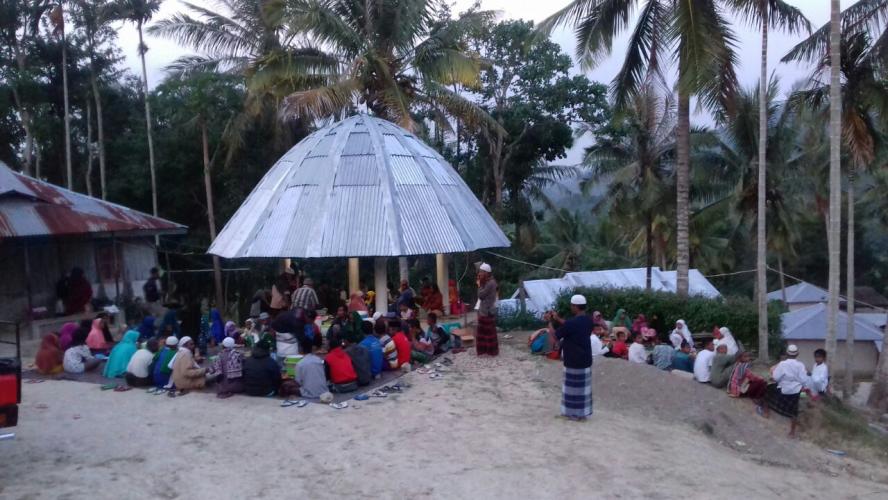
284,355,304,377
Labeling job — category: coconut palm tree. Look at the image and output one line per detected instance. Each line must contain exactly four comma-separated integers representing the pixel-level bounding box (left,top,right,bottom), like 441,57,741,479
112,0,161,216
72,0,115,199
277,0,499,133
786,29,886,397
582,82,675,290
540,0,740,298
48,3,74,189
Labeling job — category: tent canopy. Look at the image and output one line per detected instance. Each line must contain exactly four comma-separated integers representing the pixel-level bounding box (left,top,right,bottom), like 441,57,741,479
209,114,509,258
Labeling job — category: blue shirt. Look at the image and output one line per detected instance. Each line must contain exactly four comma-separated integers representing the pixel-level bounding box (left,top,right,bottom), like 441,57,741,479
360,335,384,376
671,351,694,373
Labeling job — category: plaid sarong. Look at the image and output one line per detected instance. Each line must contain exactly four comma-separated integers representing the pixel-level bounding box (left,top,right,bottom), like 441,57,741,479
561,366,593,418
476,315,499,356
765,383,800,418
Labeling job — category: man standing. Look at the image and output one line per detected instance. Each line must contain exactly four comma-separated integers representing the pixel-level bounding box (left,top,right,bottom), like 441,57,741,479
292,277,319,312
769,344,810,437
271,268,295,315
143,267,163,317
549,295,593,421
475,263,499,356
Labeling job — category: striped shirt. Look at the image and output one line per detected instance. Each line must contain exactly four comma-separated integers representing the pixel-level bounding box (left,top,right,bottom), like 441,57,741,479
291,286,318,311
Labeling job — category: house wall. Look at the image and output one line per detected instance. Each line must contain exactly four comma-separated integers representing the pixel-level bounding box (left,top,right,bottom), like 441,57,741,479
0,236,158,322
793,340,880,379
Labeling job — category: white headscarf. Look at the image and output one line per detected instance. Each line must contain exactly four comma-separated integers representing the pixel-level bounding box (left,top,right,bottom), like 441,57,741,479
716,327,739,355
670,320,693,348
222,337,235,349
169,336,194,369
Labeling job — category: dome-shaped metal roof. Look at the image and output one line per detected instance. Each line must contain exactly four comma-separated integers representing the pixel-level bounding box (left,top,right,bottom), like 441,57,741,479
209,114,510,258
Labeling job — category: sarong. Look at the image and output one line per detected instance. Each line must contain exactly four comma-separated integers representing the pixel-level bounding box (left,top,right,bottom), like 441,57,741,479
765,383,800,418
561,366,593,418
476,316,499,356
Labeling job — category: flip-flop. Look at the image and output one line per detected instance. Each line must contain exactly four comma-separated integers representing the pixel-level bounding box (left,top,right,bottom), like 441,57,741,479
417,368,433,374
100,383,118,391
354,394,370,401
280,399,300,407
429,373,443,380
295,400,309,408
442,358,453,366
114,386,132,392
330,402,349,410
503,334,514,339
370,390,388,398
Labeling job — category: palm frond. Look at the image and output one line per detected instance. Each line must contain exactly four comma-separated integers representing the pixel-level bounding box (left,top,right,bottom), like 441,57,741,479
280,78,360,122
611,0,668,110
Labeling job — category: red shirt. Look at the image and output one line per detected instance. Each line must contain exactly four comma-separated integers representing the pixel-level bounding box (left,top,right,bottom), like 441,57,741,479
611,341,629,359
392,332,412,367
325,347,357,384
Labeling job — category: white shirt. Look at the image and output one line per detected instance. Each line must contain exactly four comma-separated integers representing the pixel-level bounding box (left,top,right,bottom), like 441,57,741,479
773,358,810,395
694,349,715,382
590,335,609,357
714,335,738,356
126,349,155,378
809,362,829,393
628,342,647,364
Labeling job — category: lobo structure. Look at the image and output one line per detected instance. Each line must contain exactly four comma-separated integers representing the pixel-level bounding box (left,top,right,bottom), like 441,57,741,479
209,114,510,313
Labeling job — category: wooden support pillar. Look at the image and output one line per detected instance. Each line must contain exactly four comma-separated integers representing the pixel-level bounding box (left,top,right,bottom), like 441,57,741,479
374,257,387,314
348,257,360,294
398,257,409,282
112,235,120,303
436,253,449,314
23,241,33,317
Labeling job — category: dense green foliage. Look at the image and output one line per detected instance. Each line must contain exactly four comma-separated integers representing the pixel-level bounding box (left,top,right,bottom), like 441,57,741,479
552,287,785,355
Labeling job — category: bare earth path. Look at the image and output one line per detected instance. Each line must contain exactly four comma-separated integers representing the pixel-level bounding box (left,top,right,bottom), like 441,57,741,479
2,337,887,499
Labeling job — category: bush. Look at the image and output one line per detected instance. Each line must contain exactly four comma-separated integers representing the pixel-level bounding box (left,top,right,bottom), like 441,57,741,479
496,307,545,332
552,287,783,358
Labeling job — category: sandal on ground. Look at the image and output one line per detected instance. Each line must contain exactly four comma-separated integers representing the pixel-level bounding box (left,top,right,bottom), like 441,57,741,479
429,373,443,380
354,394,370,401
280,399,300,407
113,386,132,392
370,390,388,398
330,402,349,410
100,383,118,391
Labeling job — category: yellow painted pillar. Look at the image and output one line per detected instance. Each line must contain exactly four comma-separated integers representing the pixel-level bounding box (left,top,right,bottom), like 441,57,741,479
374,257,387,314
348,257,360,294
436,253,450,314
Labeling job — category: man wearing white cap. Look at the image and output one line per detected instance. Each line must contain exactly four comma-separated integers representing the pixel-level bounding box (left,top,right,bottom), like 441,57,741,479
475,263,499,356
547,294,594,421
768,344,811,437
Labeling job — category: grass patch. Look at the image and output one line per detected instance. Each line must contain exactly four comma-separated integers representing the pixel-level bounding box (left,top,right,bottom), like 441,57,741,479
801,396,888,463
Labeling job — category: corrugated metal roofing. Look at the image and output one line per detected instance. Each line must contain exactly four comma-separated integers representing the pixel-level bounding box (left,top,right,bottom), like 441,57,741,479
210,114,510,258
0,161,186,239
781,303,884,352
767,281,835,304
511,267,722,315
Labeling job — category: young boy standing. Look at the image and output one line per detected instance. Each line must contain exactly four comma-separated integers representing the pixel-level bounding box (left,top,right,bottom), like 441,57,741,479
809,348,829,396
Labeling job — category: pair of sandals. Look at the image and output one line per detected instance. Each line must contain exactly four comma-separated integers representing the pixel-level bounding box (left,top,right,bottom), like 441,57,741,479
280,399,309,408
100,383,131,392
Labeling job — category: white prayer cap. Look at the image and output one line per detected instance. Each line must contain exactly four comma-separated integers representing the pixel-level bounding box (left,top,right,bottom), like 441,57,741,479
222,337,235,348
372,312,383,321
479,263,492,273
570,294,587,305
165,336,178,346
178,336,193,347
787,344,799,356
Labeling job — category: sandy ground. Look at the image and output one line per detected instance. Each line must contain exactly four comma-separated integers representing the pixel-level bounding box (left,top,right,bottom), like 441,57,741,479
2,335,888,500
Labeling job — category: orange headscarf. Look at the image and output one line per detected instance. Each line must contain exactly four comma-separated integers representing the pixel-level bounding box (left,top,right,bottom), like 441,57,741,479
35,333,63,374
348,292,368,313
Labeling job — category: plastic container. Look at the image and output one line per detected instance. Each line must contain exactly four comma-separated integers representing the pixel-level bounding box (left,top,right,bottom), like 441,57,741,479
0,358,21,407
284,355,304,377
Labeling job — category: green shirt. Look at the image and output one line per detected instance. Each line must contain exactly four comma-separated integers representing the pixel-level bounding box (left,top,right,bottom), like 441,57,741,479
710,354,737,389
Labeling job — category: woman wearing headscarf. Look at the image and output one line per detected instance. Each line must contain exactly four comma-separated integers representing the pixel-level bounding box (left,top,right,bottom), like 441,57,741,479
727,351,768,416
35,333,64,375
86,318,110,353
170,336,207,393
475,263,499,356
137,316,156,342
210,308,225,345
64,267,93,315
631,314,648,336
209,337,244,398
161,307,181,337
669,320,694,351
224,321,239,343
103,329,139,378
152,336,179,389
347,292,368,313
714,326,739,356
95,312,114,344
612,309,632,330
591,311,606,329
423,284,444,316
58,322,78,351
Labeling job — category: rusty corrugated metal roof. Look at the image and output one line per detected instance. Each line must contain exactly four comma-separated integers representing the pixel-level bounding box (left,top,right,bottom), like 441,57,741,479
209,114,510,258
0,162,187,239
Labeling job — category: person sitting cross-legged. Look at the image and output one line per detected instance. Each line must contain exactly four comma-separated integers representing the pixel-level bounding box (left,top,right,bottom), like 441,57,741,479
295,338,328,399
344,335,372,387
325,335,359,393
125,338,160,387
671,341,695,373
243,344,282,397
709,344,737,389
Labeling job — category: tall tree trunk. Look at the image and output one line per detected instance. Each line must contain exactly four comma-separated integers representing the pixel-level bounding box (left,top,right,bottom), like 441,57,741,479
202,122,224,310
646,211,653,290
90,72,107,199
756,11,769,360
675,84,691,298
62,31,73,190
137,22,158,218
826,0,842,358
85,97,94,197
843,171,855,398
10,84,34,176
778,254,787,304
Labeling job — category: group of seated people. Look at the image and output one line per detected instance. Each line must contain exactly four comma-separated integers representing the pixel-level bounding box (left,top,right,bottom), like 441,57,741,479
34,307,454,402
528,309,830,437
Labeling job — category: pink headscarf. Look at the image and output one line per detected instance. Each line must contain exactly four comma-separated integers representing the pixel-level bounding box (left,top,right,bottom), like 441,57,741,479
86,318,110,350
58,322,78,350
348,292,368,313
